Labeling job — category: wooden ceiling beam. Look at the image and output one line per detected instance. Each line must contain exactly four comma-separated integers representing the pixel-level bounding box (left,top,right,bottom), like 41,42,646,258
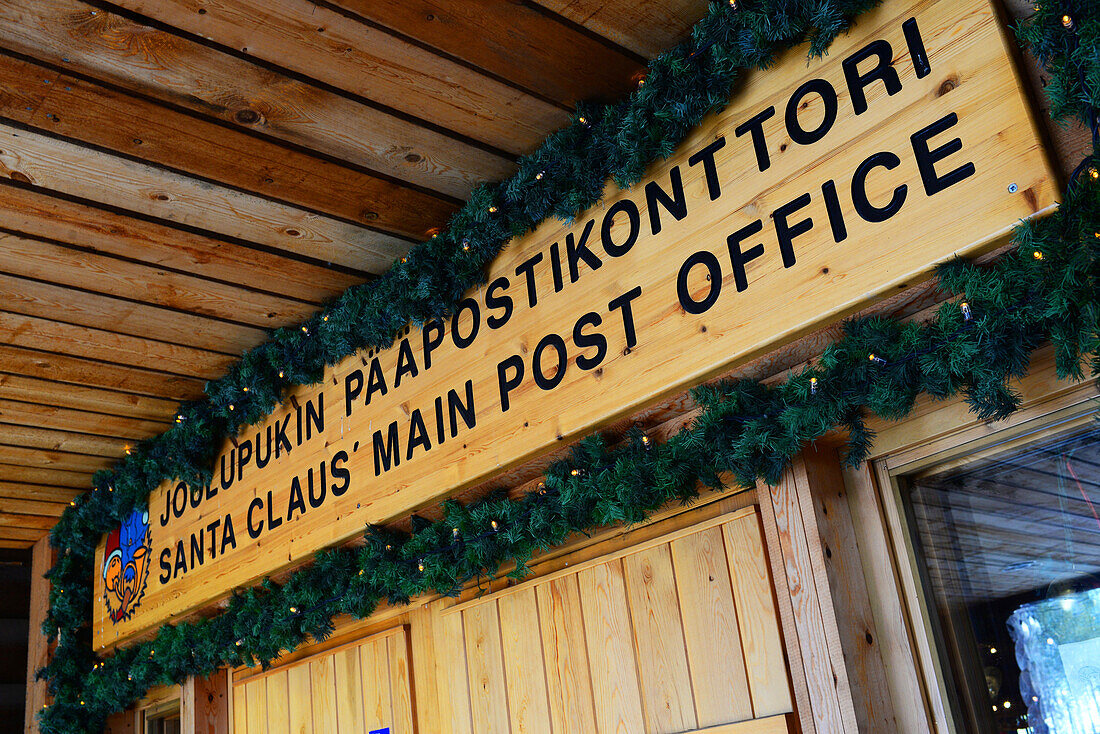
0,346,204,402
0,51,458,239
0,183,361,305
325,0,644,107
0,424,132,458
533,0,706,59
0,272,268,356
0,482,81,504
109,0,569,152
0,123,407,272
0,513,60,531
0,528,48,543
0,374,177,422
0,445,112,475
0,232,319,333
0,497,71,518
0,312,234,380
0,401,169,441
0,0,515,198
0,465,93,490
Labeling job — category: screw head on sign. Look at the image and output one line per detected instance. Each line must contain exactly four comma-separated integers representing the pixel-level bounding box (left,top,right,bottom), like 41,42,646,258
1007,183,1018,193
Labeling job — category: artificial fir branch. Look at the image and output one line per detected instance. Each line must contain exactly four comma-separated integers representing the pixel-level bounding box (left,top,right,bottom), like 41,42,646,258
34,1,1100,731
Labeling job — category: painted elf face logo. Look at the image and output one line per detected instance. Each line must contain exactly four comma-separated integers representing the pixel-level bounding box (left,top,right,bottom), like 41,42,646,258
102,508,152,623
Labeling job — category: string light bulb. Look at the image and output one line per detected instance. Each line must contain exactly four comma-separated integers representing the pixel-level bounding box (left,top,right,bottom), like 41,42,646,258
1092,167,1099,180
1062,14,1074,29
1034,250,1044,260
488,205,498,214
578,115,588,125
278,370,285,378
490,519,499,531
452,527,460,539
322,315,329,322
633,71,647,88
228,404,235,411
418,560,425,572
810,377,818,394
570,468,581,476
289,606,298,614
235,639,242,647
641,434,652,447
242,386,249,392
535,171,544,180
358,569,364,576
537,482,546,494
385,544,392,552
462,241,470,252
869,353,887,365
301,325,309,334
960,301,972,321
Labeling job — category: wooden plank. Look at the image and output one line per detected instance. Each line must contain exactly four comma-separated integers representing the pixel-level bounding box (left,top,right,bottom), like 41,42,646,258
670,527,753,726
0,182,358,305
0,233,315,332
577,560,646,734
0,51,457,240
0,123,401,272
309,655,338,733
0,481,79,504
497,587,553,734
286,662,312,734
0,312,233,379
534,0,706,58
0,465,91,490
0,399,169,440
0,526,48,542
0,512,57,530
187,671,230,734
0,424,130,457
232,678,248,734
334,645,366,734
0,271,264,355
0,346,203,401
359,637,392,733
722,514,792,718
761,461,857,733
536,575,598,733
692,712,796,733
0,444,112,474
621,543,697,733
388,631,414,734
409,604,441,734
0,496,67,518
462,602,511,734
24,536,51,734
0,539,34,549
244,677,268,734
0,374,175,422
437,601,474,734
0,0,514,198
111,0,567,153
325,0,642,106
265,669,291,734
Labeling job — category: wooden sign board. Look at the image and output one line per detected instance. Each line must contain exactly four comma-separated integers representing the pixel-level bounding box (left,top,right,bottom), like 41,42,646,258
93,0,1057,649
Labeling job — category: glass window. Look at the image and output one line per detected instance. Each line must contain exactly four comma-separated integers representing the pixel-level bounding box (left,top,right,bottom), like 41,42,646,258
903,424,1100,733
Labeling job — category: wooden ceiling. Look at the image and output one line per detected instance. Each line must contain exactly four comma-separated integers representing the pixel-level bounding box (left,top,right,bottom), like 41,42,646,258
0,0,709,549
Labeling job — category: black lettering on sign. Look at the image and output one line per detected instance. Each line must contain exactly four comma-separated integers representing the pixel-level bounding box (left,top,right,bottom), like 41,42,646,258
566,219,601,282
843,39,902,116
688,137,726,201
736,106,775,172
677,251,722,315
726,220,765,292
601,200,640,257
852,151,907,222
573,312,607,371
485,276,513,329
772,192,813,268
533,333,568,391
911,112,975,196
645,166,688,235
422,318,446,369
786,78,838,146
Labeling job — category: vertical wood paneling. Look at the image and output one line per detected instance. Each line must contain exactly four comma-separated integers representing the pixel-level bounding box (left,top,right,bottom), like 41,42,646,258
360,638,393,733
265,669,291,734
577,560,646,734
462,602,511,734
439,605,475,734
335,645,367,734
388,632,415,734
498,587,553,734
24,537,51,733
244,677,268,734
232,678,248,734
310,656,338,733
621,545,697,733
670,527,753,727
536,575,598,734
287,663,314,734
723,515,792,718
410,603,442,734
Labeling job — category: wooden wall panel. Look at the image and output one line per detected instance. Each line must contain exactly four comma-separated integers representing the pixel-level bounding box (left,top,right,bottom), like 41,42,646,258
440,508,792,734
23,536,51,734
233,628,412,734
670,528,753,726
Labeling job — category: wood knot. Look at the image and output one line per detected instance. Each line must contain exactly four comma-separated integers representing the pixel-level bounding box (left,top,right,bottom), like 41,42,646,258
938,76,958,96
9,171,32,184
284,228,301,237
151,192,170,201
235,109,260,124
361,210,379,221
404,153,422,163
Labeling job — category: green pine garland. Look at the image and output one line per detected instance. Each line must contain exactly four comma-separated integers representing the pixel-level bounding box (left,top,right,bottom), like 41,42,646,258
36,1,1100,731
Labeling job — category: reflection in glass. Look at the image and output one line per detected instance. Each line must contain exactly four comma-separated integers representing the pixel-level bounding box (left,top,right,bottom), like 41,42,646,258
904,425,1100,733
